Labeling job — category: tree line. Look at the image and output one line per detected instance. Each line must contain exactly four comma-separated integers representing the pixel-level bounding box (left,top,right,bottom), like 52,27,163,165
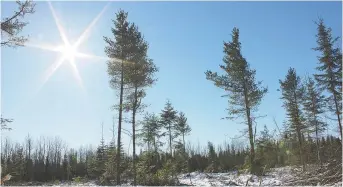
1,129,341,185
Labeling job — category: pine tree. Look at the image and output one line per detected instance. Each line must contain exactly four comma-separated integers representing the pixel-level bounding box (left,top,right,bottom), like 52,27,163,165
313,19,342,138
137,113,163,153
206,142,218,172
92,124,107,179
104,140,117,182
303,76,327,164
256,125,278,169
279,68,307,170
1,0,35,48
122,23,158,185
160,100,178,156
104,10,133,184
205,27,267,173
175,112,191,153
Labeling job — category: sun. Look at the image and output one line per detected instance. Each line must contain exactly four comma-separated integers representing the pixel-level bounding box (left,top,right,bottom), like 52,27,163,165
24,1,111,95
57,44,77,62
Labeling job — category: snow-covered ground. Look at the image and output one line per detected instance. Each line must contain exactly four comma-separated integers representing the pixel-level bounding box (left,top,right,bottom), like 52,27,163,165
7,166,342,186
44,167,292,186
178,166,293,186
178,166,342,186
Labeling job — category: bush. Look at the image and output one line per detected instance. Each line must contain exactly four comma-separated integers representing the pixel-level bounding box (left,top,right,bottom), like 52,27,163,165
136,152,179,186
72,176,82,183
155,159,178,185
53,180,60,185
241,155,265,176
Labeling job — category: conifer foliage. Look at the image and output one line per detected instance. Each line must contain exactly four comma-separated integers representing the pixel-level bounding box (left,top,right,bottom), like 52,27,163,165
1,0,35,48
160,100,178,155
279,68,306,170
302,77,327,164
205,27,268,174
313,19,342,138
104,10,158,184
175,112,191,153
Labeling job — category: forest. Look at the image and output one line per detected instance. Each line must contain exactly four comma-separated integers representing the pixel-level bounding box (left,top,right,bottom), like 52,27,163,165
1,1,342,186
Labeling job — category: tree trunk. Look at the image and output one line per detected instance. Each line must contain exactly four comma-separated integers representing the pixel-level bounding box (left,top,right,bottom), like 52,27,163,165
116,59,124,185
243,81,255,173
148,125,151,152
153,137,157,153
312,95,321,166
315,127,321,166
182,133,186,153
332,90,342,139
112,116,116,145
169,124,172,156
247,114,255,171
132,87,137,186
148,140,151,152
293,88,305,171
296,126,305,170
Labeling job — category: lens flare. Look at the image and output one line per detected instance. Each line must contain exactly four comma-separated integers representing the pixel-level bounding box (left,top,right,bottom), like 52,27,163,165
29,1,111,95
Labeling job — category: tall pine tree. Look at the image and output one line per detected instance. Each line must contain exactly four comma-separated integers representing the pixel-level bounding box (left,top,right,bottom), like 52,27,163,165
313,19,342,138
205,28,267,174
104,10,136,184
122,23,158,185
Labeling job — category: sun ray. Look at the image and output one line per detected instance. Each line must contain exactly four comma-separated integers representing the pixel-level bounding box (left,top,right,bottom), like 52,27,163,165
47,1,69,46
68,59,85,91
26,42,60,52
25,1,111,97
75,52,110,61
35,56,65,95
73,2,111,49
42,57,65,85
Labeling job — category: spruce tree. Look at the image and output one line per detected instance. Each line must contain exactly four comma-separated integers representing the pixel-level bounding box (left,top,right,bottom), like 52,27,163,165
205,28,267,173
160,100,178,156
313,19,342,138
303,76,327,165
279,68,306,170
137,113,163,153
207,142,218,172
175,112,191,153
256,125,278,169
104,140,117,182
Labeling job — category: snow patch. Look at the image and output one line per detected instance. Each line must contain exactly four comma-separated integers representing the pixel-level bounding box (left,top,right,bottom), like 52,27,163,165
178,166,295,186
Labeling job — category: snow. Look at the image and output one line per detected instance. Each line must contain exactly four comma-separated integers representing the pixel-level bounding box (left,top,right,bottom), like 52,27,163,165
178,166,296,186
8,166,342,186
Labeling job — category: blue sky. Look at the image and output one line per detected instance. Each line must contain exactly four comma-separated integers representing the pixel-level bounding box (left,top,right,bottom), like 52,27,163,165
1,1,342,151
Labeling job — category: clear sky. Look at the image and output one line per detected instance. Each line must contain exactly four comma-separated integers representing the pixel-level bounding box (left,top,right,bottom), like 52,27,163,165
1,1,342,151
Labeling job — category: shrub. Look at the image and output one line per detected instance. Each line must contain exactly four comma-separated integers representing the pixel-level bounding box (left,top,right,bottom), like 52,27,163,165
72,176,83,183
